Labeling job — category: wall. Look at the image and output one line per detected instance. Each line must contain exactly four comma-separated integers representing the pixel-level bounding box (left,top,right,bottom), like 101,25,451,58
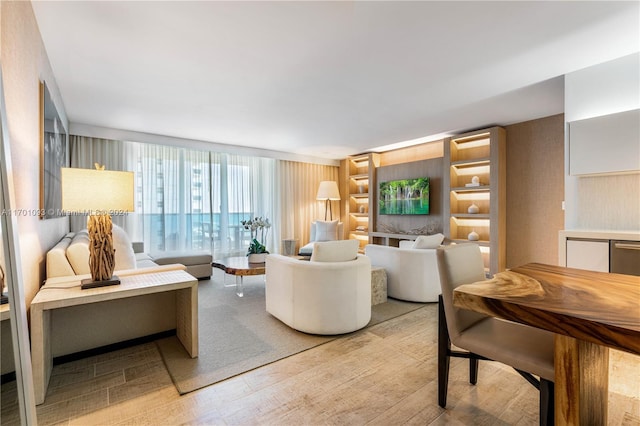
505,114,565,267
564,53,640,231
1,2,178,358
1,2,69,305
375,158,444,235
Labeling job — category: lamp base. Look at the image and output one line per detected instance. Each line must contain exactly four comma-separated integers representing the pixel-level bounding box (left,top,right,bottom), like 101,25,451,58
81,275,121,290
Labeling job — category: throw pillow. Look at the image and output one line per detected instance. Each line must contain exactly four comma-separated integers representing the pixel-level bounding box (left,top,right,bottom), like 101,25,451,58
412,233,445,249
310,239,359,262
314,220,338,241
112,224,137,270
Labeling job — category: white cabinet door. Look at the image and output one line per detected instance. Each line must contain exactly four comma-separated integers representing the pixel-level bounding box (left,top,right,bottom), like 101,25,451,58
566,239,609,272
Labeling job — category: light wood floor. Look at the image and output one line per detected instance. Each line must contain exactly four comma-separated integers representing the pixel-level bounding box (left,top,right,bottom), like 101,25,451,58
2,303,639,425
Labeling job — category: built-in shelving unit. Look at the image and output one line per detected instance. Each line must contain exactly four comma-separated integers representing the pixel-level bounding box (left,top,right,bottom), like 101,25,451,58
443,127,505,275
345,153,380,252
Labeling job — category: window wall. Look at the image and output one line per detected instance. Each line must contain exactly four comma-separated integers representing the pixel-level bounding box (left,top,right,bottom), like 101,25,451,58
70,136,335,258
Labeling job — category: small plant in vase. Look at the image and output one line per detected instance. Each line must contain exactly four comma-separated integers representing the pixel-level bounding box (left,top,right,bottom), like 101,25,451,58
241,216,271,263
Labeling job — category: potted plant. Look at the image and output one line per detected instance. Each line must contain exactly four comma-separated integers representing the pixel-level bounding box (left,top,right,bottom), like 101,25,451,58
241,216,271,263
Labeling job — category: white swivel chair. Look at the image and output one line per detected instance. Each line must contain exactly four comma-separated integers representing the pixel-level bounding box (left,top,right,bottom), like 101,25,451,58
436,243,555,425
364,233,444,302
266,239,371,335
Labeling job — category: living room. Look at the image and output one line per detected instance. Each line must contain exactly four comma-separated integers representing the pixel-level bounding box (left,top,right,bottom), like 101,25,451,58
2,1,639,425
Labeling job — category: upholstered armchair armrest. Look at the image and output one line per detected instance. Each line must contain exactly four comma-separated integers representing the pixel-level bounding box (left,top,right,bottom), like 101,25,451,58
364,244,441,302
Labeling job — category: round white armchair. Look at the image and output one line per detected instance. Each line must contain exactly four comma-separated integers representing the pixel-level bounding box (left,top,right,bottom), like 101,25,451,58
265,244,371,335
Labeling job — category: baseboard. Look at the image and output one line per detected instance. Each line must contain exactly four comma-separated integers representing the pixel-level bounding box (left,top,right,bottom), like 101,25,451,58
53,329,176,366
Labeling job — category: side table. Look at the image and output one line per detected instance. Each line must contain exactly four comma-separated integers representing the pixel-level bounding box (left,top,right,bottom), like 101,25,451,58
371,266,387,305
282,239,298,256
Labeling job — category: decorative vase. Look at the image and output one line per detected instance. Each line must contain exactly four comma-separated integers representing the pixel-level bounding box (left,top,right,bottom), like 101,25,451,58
467,203,479,214
248,253,267,263
468,230,479,241
359,205,365,213
358,184,365,194
471,176,480,185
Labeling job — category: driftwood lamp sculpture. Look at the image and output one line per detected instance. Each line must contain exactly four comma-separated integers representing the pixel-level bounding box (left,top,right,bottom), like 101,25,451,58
61,165,134,289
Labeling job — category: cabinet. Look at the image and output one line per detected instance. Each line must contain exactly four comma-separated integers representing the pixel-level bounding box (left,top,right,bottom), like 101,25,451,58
569,109,640,176
443,127,506,275
566,239,609,272
345,153,380,252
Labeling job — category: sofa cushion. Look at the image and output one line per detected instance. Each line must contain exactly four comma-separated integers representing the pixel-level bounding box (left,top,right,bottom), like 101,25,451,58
412,233,445,249
113,224,137,270
66,231,91,275
152,252,212,266
315,220,338,241
46,232,76,278
311,239,359,262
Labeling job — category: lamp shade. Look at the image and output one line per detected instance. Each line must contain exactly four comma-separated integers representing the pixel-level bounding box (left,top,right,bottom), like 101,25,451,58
316,181,341,201
61,168,134,213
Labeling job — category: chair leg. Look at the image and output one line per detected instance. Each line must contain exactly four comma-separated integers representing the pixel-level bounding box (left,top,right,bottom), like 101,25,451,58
438,296,451,408
539,379,554,426
469,357,479,385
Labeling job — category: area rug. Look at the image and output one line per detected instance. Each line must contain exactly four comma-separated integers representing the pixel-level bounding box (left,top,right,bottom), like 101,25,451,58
156,271,425,394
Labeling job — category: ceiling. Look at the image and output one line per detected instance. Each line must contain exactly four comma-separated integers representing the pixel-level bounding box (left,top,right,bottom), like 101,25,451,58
32,1,639,161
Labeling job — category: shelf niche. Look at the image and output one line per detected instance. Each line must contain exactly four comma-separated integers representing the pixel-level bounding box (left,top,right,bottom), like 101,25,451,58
443,127,506,275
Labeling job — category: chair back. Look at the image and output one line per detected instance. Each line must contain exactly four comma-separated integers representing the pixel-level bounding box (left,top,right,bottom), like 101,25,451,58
310,221,344,241
436,243,488,342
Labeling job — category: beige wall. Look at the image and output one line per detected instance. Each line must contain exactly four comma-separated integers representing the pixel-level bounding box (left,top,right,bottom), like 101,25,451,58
505,114,565,268
1,2,69,305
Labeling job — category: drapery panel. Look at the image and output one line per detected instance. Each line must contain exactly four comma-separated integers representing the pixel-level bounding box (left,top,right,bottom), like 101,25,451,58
68,136,309,258
275,160,340,250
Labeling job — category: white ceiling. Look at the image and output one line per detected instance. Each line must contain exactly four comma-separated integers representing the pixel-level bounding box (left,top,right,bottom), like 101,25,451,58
32,1,639,161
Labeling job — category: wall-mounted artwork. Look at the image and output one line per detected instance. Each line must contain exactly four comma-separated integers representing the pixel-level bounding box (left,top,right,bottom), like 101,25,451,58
379,177,430,215
40,81,68,219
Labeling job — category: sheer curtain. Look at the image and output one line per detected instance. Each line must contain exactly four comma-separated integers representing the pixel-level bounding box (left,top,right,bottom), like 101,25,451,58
211,153,277,257
131,144,212,253
69,135,336,257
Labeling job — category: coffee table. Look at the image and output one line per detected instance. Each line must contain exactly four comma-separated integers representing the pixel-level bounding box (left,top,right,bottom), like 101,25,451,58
212,256,266,297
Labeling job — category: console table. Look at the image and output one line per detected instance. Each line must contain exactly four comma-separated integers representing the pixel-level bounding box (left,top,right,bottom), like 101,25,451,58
30,269,198,405
369,232,421,247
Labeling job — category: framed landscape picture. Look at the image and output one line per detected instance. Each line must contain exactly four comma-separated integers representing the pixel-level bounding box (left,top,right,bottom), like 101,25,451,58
40,81,68,219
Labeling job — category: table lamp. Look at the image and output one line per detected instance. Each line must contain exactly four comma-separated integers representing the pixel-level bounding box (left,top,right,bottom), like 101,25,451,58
316,181,340,221
61,164,134,289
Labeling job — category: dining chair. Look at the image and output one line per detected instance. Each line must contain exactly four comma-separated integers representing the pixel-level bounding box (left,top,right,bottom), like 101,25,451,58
436,243,555,425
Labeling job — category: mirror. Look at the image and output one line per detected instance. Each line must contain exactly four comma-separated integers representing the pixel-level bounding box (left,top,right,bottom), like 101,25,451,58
0,64,38,424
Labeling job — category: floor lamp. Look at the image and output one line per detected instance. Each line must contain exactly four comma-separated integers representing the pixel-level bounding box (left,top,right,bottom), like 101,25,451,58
316,181,341,221
61,165,134,289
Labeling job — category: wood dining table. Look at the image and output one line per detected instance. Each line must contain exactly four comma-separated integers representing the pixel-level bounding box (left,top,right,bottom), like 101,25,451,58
453,263,640,425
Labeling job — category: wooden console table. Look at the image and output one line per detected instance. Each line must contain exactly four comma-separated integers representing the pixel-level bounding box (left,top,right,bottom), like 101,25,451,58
453,263,639,425
30,269,198,405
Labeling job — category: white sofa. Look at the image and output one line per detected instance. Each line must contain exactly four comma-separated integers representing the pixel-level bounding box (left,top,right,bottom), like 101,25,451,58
364,234,444,302
266,240,371,335
46,229,212,280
